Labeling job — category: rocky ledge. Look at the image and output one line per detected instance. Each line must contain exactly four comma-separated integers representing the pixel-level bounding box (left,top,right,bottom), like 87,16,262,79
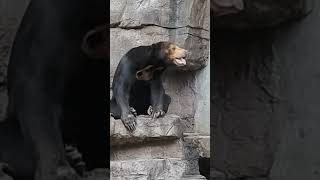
212,0,313,29
110,114,185,146
111,158,205,180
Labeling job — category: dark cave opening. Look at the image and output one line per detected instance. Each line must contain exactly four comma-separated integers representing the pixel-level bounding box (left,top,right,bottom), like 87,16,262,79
129,80,151,116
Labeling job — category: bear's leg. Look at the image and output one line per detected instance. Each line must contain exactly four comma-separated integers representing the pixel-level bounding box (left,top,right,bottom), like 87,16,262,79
110,97,121,119
147,93,171,117
163,94,171,113
149,78,167,119
110,97,137,119
113,75,137,131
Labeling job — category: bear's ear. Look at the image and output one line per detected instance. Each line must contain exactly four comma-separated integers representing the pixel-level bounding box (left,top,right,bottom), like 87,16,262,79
81,25,107,59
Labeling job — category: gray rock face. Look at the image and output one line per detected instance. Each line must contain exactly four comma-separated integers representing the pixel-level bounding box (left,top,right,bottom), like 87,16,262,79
111,135,206,161
176,175,207,180
110,116,207,179
111,175,206,180
111,140,195,161
184,134,210,158
111,158,201,180
111,0,209,30
213,0,313,29
211,30,280,179
212,0,244,16
212,1,320,179
110,114,184,145
269,1,320,179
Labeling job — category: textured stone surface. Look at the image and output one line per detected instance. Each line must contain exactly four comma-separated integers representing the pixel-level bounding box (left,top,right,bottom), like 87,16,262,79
110,133,208,178
211,0,244,16
184,134,210,158
111,158,200,179
175,175,207,180
111,175,206,180
212,30,281,179
111,137,204,161
110,0,210,121
110,0,209,30
269,1,320,179
110,114,184,145
213,0,313,29
194,59,211,134
212,1,320,179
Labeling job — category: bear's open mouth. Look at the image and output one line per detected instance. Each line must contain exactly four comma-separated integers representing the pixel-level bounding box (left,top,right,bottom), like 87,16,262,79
174,57,186,66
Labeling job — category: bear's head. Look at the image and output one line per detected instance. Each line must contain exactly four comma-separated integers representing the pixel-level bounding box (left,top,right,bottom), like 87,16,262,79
152,41,188,67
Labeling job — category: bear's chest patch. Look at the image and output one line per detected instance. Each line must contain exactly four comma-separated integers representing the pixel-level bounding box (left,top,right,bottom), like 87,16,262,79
136,65,164,81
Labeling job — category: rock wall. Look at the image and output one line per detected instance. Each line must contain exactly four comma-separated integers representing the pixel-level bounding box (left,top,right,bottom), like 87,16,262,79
212,0,313,29
270,1,320,179
212,0,320,180
211,29,281,180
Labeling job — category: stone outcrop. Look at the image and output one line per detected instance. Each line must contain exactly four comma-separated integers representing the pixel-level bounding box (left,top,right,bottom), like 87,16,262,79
110,114,184,146
184,133,210,159
212,0,313,29
110,115,207,179
111,159,200,179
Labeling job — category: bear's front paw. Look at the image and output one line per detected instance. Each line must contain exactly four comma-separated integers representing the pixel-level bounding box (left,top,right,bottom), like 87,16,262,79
147,105,153,116
148,106,165,119
121,113,137,132
129,107,138,117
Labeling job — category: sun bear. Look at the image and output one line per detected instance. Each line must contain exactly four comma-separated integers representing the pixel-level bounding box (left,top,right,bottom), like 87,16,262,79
110,42,187,131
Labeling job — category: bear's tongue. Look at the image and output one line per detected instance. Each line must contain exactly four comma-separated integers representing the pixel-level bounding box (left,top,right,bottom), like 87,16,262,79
175,58,186,66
